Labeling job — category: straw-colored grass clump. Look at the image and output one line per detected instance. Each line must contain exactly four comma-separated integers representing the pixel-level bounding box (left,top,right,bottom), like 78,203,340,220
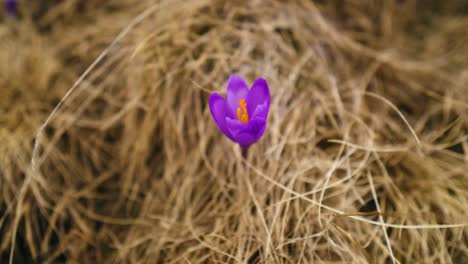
1,0,467,263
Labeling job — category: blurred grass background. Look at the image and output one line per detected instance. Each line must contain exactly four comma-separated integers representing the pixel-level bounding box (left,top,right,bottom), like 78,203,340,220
1,1,467,263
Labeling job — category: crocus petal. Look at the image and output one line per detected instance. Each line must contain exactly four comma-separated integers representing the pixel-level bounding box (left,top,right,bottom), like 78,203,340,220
6,0,17,16
225,117,267,147
226,75,249,113
209,93,235,140
246,78,270,116
251,101,269,120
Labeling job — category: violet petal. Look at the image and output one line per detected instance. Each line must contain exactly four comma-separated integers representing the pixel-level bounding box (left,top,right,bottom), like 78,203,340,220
209,93,234,140
246,78,270,116
225,117,266,147
226,75,249,113
251,101,269,120
5,0,17,17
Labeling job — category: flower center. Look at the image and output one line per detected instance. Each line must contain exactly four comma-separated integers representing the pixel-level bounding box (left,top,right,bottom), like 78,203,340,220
236,99,249,124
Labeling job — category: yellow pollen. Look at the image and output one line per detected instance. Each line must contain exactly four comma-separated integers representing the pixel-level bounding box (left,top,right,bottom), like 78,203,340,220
236,99,249,124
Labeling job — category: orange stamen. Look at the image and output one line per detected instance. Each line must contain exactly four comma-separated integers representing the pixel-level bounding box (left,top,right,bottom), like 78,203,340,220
236,99,249,124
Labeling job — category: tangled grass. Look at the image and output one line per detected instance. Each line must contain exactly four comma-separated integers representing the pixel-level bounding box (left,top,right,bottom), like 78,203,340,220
1,0,467,263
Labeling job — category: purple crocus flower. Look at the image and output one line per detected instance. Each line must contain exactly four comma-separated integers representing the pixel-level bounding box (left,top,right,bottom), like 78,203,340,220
5,0,17,17
209,75,270,152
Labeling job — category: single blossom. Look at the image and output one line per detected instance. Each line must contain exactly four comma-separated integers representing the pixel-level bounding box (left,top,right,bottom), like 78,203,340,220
5,0,17,17
209,75,270,150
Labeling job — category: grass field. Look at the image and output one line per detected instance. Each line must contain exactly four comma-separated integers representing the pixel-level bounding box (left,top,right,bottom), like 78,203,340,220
1,1,467,263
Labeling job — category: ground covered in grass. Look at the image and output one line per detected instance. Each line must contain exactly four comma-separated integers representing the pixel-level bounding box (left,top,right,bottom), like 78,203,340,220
1,1,467,263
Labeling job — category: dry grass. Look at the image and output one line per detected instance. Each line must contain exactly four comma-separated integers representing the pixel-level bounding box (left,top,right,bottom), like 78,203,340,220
1,0,467,263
